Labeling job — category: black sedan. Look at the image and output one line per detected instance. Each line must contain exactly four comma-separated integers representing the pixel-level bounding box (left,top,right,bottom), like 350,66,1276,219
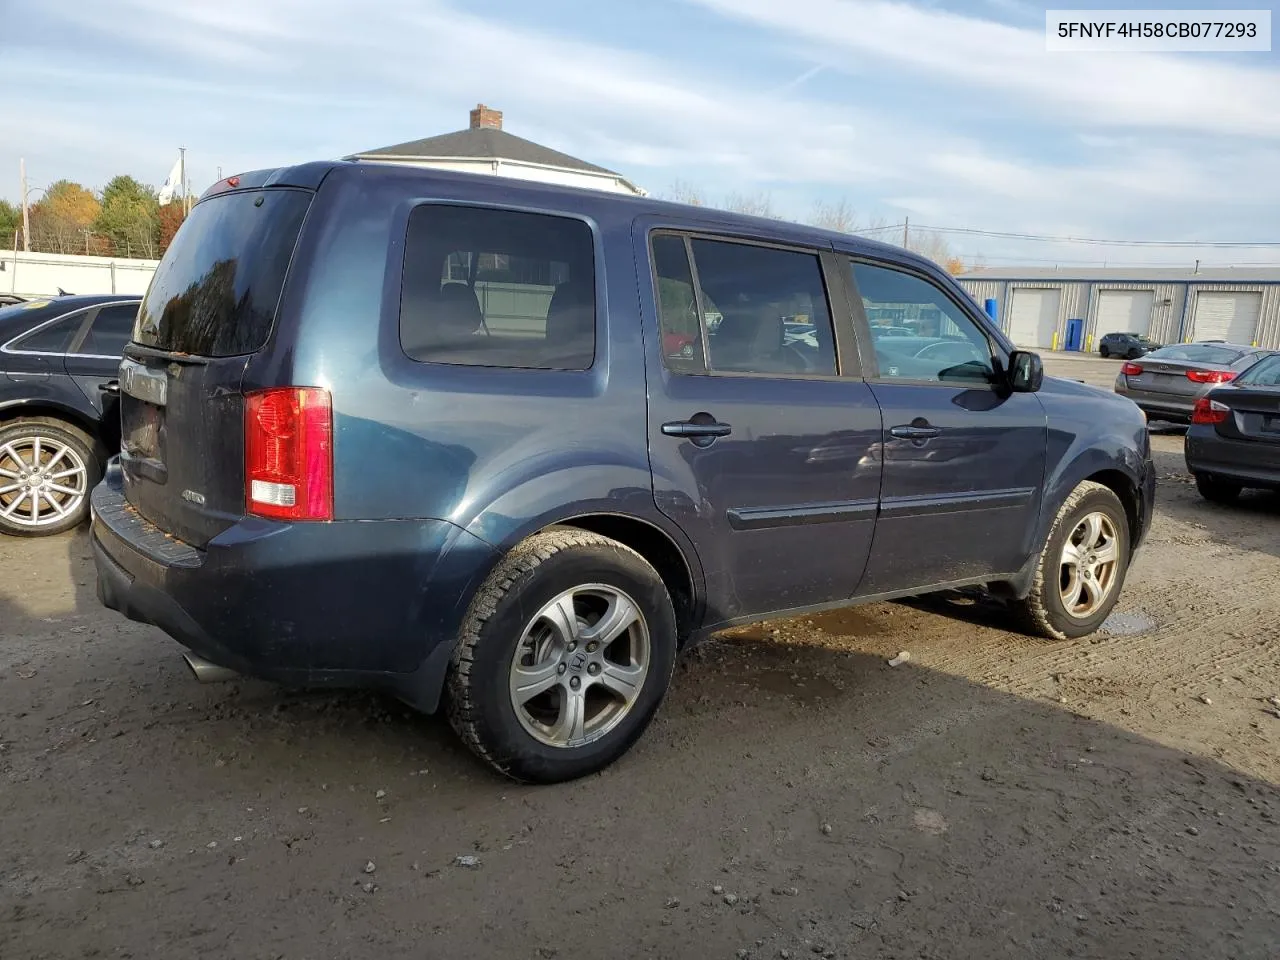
1185,352,1280,503
0,294,140,536
1113,342,1275,424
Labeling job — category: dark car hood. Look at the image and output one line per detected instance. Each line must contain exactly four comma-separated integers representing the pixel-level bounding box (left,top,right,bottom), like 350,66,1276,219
1040,375,1122,401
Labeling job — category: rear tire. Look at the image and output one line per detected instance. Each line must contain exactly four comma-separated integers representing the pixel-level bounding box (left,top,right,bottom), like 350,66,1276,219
446,528,678,783
1194,474,1242,504
1013,481,1130,640
0,418,100,538
1099,346,1111,358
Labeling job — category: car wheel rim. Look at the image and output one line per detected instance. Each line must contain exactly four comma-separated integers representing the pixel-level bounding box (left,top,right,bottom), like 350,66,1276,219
508,584,651,749
1058,511,1120,619
0,437,89,528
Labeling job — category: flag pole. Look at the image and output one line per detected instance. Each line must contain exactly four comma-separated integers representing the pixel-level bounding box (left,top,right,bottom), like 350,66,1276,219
179,147,188,216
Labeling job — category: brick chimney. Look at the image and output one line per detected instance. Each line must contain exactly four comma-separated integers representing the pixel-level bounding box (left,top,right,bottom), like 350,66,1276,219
469,104,503,131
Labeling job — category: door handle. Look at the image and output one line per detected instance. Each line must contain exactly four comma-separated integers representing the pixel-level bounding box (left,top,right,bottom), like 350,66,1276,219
99,380,120,395
662,416,732,448
662,420,732,438
889,424,941,440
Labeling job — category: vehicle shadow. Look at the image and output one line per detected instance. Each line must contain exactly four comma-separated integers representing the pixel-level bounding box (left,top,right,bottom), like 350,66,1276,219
2,626,1278,960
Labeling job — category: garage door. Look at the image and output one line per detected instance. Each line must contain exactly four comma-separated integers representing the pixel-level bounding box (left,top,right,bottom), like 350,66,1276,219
1095,290,1155,338
1192,292,1262,344
1007,287,1061,348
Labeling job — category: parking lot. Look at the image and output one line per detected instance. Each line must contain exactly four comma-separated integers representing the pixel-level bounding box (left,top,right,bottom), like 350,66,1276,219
2,356,1278,960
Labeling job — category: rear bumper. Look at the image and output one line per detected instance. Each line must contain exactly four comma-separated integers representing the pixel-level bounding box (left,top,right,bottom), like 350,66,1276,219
1114,382,1196,423
1185,428,1280,490
90,461,498,711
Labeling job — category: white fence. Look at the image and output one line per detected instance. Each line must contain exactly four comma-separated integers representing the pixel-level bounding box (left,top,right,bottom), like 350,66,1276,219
1,249,158,299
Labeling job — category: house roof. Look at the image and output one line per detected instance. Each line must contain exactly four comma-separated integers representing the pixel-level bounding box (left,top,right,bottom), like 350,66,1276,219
351,127,619,177
959,265,1280,283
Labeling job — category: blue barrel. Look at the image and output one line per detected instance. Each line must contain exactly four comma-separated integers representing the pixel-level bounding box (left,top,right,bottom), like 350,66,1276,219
984,298,998,321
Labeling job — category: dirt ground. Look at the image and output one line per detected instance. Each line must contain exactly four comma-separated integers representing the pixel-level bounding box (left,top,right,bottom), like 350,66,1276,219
3,358,1279,960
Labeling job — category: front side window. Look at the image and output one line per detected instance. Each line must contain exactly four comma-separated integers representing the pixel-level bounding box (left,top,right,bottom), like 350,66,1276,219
399,205,596,370
9,311,87,354
851,261,996,383
652,234,837,377
77,303,137,357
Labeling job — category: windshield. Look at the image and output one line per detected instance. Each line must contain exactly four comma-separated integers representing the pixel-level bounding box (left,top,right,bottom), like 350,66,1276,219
134,188,312,357
1147,344,1245,365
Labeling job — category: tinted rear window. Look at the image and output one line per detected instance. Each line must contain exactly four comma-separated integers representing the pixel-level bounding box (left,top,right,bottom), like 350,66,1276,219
1148,344,1245,364
1238,354,1280,386
134,189,312,357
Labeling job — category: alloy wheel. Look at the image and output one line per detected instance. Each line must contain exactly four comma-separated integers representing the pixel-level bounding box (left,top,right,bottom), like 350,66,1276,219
508,584,651,748
0,437,90,528
1058,511,1120,619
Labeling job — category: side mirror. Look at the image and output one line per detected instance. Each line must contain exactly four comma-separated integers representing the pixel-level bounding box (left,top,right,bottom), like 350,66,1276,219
1008,350,1044,392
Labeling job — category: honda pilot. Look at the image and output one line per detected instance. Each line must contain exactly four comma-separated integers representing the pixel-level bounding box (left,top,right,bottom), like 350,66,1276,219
91,161,1155,783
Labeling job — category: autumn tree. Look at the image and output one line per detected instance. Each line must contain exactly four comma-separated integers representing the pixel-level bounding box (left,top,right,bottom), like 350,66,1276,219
157,203,187,255
93,176,161,259
29,180,100,253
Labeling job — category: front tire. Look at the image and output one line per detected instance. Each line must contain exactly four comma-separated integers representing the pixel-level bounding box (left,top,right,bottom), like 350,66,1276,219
446,529,677,783
1014,481,1130,640
0,419,99,537
1194,474,1242,504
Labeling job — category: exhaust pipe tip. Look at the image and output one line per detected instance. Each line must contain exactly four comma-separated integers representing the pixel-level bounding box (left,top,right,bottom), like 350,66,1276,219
183,651,239,684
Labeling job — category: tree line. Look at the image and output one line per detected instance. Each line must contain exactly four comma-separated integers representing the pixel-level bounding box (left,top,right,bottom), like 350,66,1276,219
0,177,188,260
660,181,971,274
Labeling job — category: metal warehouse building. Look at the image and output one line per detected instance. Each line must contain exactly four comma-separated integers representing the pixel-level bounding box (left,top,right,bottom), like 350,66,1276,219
957,266,1280,352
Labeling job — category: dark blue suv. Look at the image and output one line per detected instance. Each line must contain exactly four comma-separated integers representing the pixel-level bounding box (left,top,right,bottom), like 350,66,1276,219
91,162,1155,782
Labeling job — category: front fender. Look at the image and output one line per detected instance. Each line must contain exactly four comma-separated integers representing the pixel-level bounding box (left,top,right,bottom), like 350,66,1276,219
1035,435,1148,555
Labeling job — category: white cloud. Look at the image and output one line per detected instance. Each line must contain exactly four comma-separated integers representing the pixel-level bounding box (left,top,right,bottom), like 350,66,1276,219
684,0,1280,139
3,0,1278,266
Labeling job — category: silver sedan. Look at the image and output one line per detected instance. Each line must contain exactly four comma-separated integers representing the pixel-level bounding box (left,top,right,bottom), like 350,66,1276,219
1114,342,1276,424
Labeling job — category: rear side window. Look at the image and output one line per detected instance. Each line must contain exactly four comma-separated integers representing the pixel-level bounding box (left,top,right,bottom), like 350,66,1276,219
652,234,837,377
134,189,312,357
77,303,137,357
399,205,596,370
9,311,88,353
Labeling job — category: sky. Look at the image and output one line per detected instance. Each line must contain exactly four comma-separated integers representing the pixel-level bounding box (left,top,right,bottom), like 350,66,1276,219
2,0,1279,267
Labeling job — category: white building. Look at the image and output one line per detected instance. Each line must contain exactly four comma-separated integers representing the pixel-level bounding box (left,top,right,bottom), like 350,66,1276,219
959,266,1280,352
348,104,645,196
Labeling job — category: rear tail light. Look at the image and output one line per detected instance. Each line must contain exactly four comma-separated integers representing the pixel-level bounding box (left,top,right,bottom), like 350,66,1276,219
1186,369,1237,384
244,387,333,521
1191,397,1230,425
1120,362,1144,376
